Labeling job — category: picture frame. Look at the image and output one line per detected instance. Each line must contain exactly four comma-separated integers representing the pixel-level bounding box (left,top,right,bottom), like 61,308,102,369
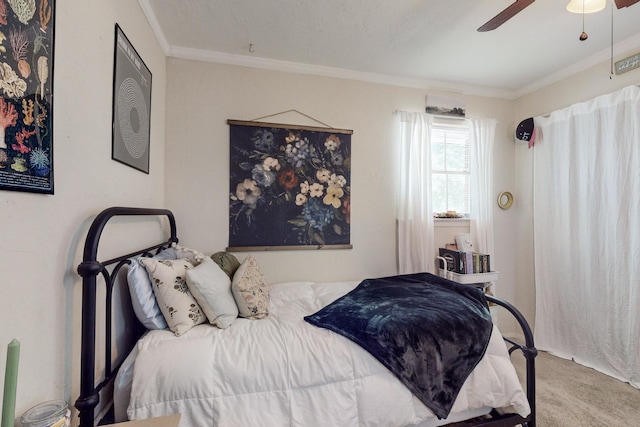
0,0,55,194
614,51,640,75
227,120,353,251
111,23,152,174
425,94,466,118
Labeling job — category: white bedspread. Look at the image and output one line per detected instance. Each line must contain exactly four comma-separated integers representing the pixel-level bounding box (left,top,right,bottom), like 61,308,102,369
126,281,529,426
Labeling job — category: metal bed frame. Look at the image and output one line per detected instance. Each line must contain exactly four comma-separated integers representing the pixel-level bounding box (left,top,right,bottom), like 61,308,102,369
74,207,536,427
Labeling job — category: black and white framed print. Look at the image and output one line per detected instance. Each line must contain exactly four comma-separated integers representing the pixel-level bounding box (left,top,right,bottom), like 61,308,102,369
112,24,151,173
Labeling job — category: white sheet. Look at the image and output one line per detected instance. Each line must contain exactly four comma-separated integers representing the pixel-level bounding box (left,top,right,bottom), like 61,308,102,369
124,281,529,426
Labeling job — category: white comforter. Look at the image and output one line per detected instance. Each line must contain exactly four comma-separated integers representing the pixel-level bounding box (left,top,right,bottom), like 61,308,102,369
126,281,529,426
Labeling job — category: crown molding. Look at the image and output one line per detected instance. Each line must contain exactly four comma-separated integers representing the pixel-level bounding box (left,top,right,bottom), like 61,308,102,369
138,0,171,54
516,32,640,98
167,45,517,99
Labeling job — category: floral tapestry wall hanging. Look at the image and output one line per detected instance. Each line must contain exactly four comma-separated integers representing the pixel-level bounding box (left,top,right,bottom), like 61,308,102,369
227,120,352,250
0,0,55,194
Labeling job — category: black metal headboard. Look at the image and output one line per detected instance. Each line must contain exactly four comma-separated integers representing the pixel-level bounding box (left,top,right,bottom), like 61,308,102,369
74,207,178,427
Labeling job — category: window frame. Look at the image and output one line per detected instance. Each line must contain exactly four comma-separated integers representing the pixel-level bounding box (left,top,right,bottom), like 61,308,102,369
431,119,471,219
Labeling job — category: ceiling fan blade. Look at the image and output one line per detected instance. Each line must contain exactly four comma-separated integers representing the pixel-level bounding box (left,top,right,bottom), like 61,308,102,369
477,0,535,32
614,0,640,8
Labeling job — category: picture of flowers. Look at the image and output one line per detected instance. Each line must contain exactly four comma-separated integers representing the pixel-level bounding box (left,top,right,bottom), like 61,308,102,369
0,0,54,194
227,120,352,250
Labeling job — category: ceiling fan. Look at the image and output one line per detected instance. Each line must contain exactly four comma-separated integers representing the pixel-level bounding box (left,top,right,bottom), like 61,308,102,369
477,0,640,32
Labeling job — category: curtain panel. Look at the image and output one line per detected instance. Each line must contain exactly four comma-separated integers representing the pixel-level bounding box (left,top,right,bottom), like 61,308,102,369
533,85,640,388
397,112,435,274
469,118,497,258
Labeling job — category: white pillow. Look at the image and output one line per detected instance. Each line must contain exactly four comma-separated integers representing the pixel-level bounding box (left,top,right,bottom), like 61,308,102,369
186,257,238,328
139,258,206,336
126,247,177,330
231,256,270,319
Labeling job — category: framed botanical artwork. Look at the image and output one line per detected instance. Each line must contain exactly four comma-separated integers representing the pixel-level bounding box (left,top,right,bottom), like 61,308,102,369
227,120,353,251
0,0,55,194
111,23,151,173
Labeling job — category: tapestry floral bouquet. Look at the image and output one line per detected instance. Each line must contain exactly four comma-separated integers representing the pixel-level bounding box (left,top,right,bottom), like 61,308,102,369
229,125,351,247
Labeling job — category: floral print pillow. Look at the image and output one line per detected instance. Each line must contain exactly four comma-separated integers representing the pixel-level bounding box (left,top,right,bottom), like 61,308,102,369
140,257,206,336
231,256,270,319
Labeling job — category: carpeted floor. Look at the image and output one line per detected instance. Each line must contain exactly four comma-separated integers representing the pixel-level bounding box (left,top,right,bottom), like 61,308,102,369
510,350,640,426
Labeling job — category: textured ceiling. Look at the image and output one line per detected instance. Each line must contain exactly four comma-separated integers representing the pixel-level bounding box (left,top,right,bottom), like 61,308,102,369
138,0,640,98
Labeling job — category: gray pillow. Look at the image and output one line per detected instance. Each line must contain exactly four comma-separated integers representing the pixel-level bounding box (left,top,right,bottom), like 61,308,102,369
186,257,239,328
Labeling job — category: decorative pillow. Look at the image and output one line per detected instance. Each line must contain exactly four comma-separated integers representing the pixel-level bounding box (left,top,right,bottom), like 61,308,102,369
186,257,238,328
210,251,241,279
126,247,178,330
231,256,270,319
139,258,206,336
171,243,206,266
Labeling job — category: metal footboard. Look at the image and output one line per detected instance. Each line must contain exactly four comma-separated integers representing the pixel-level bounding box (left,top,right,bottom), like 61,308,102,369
481,294,537,427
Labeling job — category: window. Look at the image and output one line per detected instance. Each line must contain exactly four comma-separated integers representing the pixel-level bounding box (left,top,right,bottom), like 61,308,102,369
431,124,470,217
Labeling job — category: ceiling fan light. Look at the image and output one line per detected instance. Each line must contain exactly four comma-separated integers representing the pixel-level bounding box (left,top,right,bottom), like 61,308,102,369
566,0,607,13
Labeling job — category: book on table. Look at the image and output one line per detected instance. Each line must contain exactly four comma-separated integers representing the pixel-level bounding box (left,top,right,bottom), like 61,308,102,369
439,248,490,274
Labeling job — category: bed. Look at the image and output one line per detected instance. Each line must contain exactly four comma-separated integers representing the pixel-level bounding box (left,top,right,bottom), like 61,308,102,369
74,207,537,427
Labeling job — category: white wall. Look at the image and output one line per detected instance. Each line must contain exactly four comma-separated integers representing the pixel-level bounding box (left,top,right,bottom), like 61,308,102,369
164,58,520,328
164,58,403,283
0,1,166,424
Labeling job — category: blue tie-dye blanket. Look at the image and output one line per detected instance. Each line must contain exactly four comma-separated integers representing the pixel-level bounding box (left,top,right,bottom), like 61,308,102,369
304,272,493,419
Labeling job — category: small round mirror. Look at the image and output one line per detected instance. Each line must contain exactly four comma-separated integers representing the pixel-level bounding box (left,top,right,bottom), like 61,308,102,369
497,191,513,209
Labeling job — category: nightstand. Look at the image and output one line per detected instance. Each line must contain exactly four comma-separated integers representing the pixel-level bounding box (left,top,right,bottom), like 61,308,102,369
441,271,499,292
437,267,499,321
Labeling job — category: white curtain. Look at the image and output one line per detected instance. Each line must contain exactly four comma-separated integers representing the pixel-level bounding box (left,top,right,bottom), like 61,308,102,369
533,85,640,388
468,118,497,257
397,112,435,274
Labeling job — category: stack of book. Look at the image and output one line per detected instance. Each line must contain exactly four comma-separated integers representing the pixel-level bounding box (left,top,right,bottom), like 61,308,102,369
438,248,491,274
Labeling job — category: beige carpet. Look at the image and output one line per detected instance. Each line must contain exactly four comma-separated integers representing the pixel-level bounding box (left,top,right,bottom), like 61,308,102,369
510,350,640,426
